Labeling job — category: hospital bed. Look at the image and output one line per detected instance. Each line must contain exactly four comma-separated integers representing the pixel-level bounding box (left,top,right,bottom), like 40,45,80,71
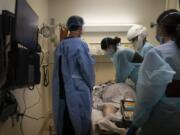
92,82,136,135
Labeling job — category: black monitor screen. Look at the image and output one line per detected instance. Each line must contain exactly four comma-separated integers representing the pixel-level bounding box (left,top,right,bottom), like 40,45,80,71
15,0,39,51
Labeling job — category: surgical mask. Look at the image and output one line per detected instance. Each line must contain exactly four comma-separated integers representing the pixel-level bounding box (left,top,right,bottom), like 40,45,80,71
156,35,165,44
133,36,144,51
105,48,115,58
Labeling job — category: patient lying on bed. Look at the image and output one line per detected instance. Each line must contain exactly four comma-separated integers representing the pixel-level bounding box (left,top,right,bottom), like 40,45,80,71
92,83,136,135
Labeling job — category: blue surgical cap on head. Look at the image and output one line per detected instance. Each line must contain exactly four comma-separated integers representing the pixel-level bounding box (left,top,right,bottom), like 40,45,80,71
66,16,84,31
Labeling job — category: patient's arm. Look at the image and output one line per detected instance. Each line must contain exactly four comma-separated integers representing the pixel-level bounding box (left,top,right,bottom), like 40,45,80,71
102,104,118,116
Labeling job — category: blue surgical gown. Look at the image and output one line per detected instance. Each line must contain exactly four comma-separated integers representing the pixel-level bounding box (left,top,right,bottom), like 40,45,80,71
138,41,153,57
133,41,180,135
110,47,141,84
52,37,95,135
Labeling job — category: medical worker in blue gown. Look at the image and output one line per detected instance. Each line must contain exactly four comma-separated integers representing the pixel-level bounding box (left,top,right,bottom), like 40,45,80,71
127,24,153,57
101,37,142,84
126,9,180,135
52,16,95,135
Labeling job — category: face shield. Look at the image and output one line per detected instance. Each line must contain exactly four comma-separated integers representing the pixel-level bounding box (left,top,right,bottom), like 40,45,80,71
150,22,167,44
127,25,147,50
150,22,158,28
150,12,180,44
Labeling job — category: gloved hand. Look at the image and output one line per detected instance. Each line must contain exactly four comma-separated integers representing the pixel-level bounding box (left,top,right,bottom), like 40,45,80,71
126,126,138,135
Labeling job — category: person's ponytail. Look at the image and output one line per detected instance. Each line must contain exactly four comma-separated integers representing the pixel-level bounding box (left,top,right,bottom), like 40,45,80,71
113,37,121,44
101,37,121,51
112,37,121,51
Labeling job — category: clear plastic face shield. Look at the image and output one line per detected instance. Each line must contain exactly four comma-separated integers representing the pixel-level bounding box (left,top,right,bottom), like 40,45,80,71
150,22,164,44
128,25,147,50
130,34,145,51
150,22,158,29
151,12,180,44
150,22,166,44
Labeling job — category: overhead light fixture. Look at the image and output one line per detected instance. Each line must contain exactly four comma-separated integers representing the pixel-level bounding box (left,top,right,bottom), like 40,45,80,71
84,23,135,32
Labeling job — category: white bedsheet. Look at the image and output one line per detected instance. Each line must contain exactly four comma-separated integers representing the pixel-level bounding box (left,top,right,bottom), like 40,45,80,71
92,83,136,134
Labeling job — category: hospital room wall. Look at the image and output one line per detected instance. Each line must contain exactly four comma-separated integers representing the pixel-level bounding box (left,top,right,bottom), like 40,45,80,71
166,0,180,10
0,0,51,135
48,0,166,44
49,0,166,84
